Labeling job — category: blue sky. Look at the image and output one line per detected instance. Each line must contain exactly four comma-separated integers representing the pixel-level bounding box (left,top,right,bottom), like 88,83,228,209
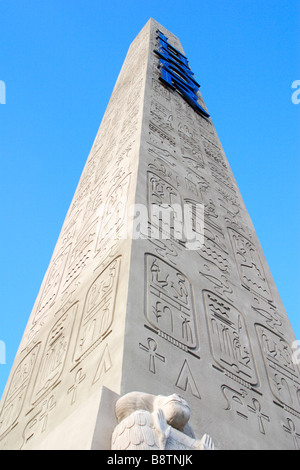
0,0,299,399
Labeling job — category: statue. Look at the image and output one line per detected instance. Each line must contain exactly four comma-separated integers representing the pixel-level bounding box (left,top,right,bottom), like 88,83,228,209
111,391,214,450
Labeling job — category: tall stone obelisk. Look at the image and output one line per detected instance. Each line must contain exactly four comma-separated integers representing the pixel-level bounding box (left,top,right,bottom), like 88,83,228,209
1,19,299,450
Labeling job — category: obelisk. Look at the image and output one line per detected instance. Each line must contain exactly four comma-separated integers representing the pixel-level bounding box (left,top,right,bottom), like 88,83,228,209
0,19,299,450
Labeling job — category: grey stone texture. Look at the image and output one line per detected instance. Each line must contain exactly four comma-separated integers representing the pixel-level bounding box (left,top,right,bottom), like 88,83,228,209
0,18,299,450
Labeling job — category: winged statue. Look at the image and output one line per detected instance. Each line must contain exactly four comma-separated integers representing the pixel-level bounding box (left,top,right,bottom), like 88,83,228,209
111,391,214,450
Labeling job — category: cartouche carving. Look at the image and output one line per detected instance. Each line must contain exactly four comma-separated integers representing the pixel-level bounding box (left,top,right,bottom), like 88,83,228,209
145,254,198,352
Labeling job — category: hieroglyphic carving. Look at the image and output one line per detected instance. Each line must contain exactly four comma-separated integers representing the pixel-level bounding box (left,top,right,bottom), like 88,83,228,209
180,138,205,171
208,162,236,195
68,369,86,406
68,179,93,218
145,254,198,352
73,257,121,364
204,291,258,387
32,303,78,405
173,92,198,127
199,270,233,302
205,198,221,224
33,244,71,323
182,198,205,250
199,244,229,274
195,109,215,139
62,219,99,293
148,238,180,266
111,144,134,185
148,171,181,206
122,96,140,126
184,169,208,200
95,175,131,263
175,360,201,399
148,156,175,181
92,343,113,384
21,395,56,449
148,141,177,168
221,385,249,421
139,338,166,374
148,172,183,240
251,301,283,335
217,187,241,212
247,398,270,435
204,223,228,255
198,212,230,274
0,344,40,439
221,385,270,436
178,121,195,142
148,121,176,152
150,99,173,132
228,228,272,302
282,417,300,450
225,210,252,238
256,324,300,415
203,138,227,170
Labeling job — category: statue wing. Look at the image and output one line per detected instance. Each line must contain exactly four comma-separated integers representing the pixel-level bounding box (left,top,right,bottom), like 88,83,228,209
111,410,161,450
164,428,215,450
197,434,215,450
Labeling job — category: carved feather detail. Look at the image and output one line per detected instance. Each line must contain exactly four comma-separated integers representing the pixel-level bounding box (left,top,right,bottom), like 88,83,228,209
112,410,160,450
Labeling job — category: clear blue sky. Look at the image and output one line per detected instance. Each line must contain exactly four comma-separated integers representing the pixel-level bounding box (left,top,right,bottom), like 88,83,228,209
0,0,299,399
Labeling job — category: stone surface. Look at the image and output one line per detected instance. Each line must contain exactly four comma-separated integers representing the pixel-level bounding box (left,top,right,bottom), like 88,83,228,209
36,386,119,450
0,18,299,450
